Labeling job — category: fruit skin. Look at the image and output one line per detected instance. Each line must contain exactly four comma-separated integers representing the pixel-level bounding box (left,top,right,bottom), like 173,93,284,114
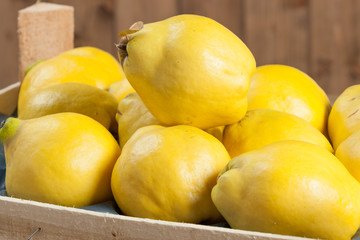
108,78,135,103
212,140,360,240
18,47,125,114
247,64,330,135
111,125,230,223
1,113,121,207
116,92,161,148
223,109,333,158
18,82,118,130
336,129,360,182
204,126,224,142
328,85,360,150
24,59,44,77
120,14,256,129
116,92,226,147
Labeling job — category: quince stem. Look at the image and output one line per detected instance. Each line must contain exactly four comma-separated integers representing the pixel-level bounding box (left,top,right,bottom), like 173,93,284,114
0,118,22,144
116,21,143,66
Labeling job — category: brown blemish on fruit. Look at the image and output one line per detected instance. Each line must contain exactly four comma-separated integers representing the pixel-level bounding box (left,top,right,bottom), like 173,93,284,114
348,109,359,118
350,97,358,101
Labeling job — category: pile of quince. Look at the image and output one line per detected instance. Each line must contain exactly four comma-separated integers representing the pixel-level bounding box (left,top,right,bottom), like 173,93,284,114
1,14,360,240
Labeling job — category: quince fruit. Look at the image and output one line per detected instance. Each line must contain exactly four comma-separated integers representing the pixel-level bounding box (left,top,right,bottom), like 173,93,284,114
0,113,120,207
117,14,256,129
212,141,360,240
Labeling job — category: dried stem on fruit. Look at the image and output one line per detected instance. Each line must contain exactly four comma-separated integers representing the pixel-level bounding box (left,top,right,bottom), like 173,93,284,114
116,21,144,66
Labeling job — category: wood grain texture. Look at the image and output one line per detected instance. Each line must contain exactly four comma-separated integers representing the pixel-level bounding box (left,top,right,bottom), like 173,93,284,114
48,0,116,55
243,0,309,72
1,0,360,93
351,0,360,87
0,196,313,240
0,0,30,89
309,0,360,94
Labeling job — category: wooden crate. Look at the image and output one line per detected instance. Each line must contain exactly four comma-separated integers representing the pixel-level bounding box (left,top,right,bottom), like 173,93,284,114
0,82,313,240
0,195,314,240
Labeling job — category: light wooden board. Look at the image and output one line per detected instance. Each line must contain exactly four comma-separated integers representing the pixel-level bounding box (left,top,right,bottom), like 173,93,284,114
18,2,74,82
0,82,20,115
0,196,314,240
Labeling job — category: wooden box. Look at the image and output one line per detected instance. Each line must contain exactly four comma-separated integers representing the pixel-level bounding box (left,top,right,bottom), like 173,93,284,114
0,82,317,240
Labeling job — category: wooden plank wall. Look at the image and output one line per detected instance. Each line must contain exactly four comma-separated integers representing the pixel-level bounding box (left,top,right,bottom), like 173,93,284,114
0,0,360,95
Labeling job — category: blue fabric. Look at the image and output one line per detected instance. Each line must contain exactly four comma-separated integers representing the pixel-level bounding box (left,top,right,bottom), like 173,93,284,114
0,114,9,196
80,200,120,214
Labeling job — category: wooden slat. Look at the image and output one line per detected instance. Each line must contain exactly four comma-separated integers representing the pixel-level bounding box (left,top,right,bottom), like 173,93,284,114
177,0,244,38
350,0,360,87
48,0,116,56
0,0,29,89
309,0,360,95
0,196,313,240
243,0,309,72
0,82,20,115
2,0,360,96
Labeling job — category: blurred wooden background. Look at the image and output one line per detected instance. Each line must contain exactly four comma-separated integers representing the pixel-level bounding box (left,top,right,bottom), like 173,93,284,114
1,0,360,95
